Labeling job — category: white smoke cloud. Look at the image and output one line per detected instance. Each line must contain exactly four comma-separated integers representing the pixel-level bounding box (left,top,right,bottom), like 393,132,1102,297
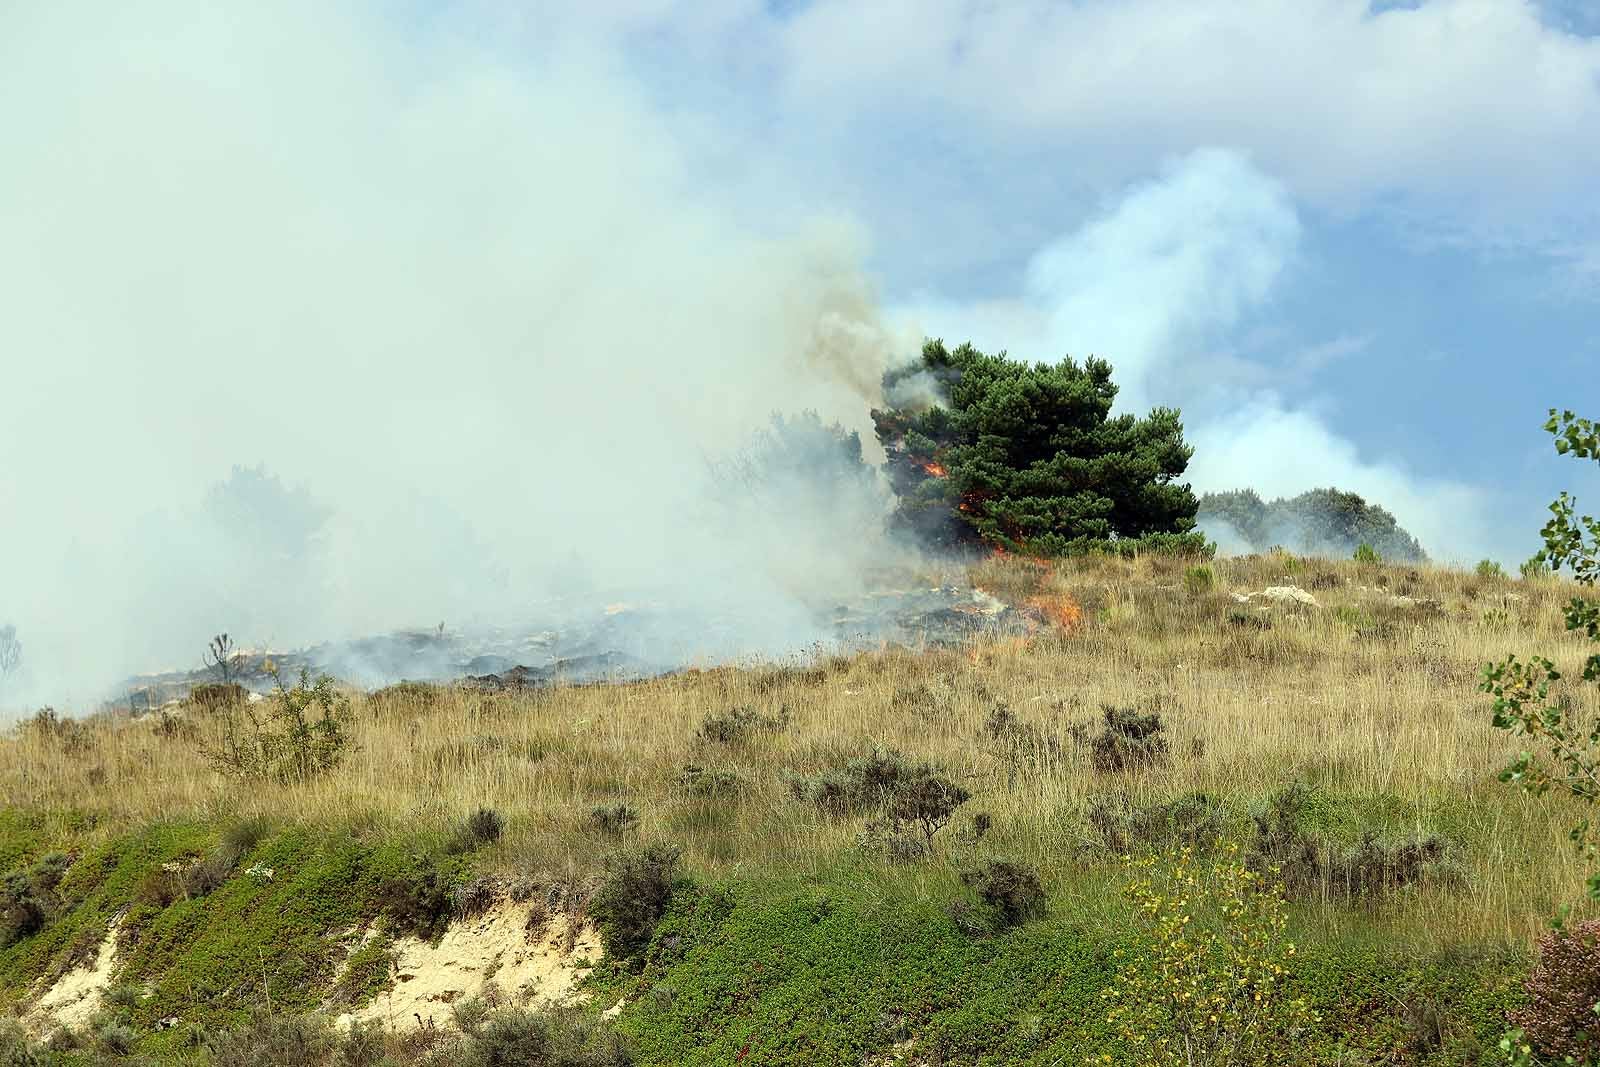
0,3,914,711
893,148,1499,565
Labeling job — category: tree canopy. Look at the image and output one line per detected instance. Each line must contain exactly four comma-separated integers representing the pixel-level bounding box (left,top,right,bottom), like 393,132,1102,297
870,340,1204,556
1197,487,1427,562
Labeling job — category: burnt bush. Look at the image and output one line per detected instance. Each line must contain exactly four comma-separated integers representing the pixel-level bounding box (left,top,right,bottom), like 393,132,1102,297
697,705,789,745
24,708,94,755
189,682,247,712
1511,918,1600,1063
1090,706,1170,774
960,859,1046,929
589,844,682,960
590,804,640,836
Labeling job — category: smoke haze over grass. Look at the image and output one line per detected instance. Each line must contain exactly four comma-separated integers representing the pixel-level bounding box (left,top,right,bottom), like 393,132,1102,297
0,3,912,710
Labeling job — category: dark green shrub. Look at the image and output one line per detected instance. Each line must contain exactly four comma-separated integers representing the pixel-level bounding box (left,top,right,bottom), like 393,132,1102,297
786,747,915,815
1,852,71,946
1248,785,1445,900
447,808,505,855
589,804,640,836
886,768,970,851
1087,791,1223,854
960,859,1046,929
589,844,681,959
696,705,789,745
206,1011,335,1067
378,858,456,940
1090,706,1170,774
332,938,396,1009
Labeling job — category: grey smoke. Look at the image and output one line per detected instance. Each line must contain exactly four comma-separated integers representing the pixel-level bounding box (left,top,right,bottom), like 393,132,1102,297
0,4,917,714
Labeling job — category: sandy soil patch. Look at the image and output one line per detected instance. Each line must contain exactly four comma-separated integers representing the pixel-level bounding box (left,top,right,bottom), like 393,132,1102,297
346,902,601,1031
27,918,122,1035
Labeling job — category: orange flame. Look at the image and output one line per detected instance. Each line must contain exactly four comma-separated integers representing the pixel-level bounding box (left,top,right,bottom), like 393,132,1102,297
921,461,948,477
1025,591,1084,632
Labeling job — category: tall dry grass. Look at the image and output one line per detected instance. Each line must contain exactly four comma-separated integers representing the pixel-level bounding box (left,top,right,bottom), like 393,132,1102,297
1,551,1594,946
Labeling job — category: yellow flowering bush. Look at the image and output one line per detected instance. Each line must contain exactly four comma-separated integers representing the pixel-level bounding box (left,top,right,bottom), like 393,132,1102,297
1103,845,1316,1066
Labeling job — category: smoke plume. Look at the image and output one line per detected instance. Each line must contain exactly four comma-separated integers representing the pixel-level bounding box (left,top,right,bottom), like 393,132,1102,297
0,4,915,712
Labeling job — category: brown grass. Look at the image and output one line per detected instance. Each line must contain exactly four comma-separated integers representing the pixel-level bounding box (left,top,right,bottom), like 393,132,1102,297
2,551,1594,947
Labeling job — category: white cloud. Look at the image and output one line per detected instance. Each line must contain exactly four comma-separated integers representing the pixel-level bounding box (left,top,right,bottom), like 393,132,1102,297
777,0,1600,250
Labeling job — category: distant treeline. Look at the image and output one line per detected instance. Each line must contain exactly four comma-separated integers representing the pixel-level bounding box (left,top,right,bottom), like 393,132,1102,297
1197,487,1426,562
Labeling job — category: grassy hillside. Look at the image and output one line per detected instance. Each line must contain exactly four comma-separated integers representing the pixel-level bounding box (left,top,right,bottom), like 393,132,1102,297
0,550,1593,1064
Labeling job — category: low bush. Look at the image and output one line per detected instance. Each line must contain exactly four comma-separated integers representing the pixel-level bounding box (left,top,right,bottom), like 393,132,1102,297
590,844,682,960
1183,565,1215,595
697,705,789,745
206,1010,335,1067
189,682,247,711
1090,706,1170,774
959,859,1046,929
1,852,72,947
1248,785,1445,900
196,669,352,783
460,1004,633,1067
980,703,1064,785
446,808,505,855
377,857,458,941
1087,791,1223,855
590,804,640,837
786,747,916,815
1353,542,1381,564
675,764,744,799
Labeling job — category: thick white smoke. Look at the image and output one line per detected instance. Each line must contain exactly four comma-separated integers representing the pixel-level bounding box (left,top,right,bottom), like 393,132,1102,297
0,4,915,711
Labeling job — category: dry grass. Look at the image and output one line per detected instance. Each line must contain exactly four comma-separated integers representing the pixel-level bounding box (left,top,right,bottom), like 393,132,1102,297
2,551,1595,948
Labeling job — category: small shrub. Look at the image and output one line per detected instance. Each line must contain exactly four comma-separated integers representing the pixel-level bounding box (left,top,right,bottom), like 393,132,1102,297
590,804,640,836
696,705,789,745
197,669,352,783
981,703,1064,785
1510,918,1600,1063
23,708,93,755
960,859,1046,929
1106,847,1314,1065
886,768,971,851
0,1019,42,1067
368,680,442,710
675,764,743,798
94,1019,139,1056
207,1011,335,1067
590,844,682,959
1,853,72,947
1248,785,1444,900
459,1005,632,1067
1226,610,1271,631
1353,542,1381,564
786,747,915,815
1520,553,1552,580
1308,571,1342,590
1476,558,1506,579
1090,706,1170,774
1183,565,1215,595
1088,792,1223,854
337,1020,389,1067
447,808,505,855
378,858,457,940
